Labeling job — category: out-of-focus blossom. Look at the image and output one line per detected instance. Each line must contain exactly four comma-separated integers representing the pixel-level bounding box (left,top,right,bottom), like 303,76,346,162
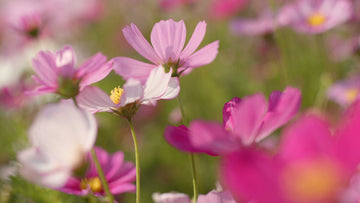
221,102,360,203
327,35,360,62
0,79,34,109
230,10,275,36
159,0,198,10
208,0,248,20
277,0,353,34
113,19,219,81
327,76,360,107
165,87,301,155
17,102,97,188
152,190,236,202
60,147,136,196
29,46,112,98
77,66,179,118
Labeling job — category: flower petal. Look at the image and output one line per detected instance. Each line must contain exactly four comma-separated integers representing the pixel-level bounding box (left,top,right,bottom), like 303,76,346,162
142,66,172,101
112,57,156,84
32,51,58,87
181,40,219,69
223,97,242,131
180,21,207,59
77,86,114,113
120,78,144,106
159,77,180,100
123,23,161,64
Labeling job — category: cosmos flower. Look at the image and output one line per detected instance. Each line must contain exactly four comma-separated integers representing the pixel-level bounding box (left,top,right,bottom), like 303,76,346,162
60,147,136,196
112,19,219,81
76,66,179,118
327,76,360,107
208,0,248,20
153,190,236,203
17,102,97,188
29,45,112,98
165,87,301,155
221,102,360,203
277,0,353,34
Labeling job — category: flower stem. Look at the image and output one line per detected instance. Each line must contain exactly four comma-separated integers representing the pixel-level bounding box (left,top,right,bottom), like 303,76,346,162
91,149,114,203
176,95,198,202
127,119,141,203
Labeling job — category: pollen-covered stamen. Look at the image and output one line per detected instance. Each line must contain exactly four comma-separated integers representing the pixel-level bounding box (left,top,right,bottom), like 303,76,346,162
80,177,103,193
110,86,124,104
308,13,326,27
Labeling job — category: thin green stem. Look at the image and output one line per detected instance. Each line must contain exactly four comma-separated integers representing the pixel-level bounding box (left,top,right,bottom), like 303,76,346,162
91,149,114,203
127,119,140,203
176,93,198,202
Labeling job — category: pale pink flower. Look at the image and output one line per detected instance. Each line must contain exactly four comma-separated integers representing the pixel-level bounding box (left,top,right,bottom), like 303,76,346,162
221,102,360,203
327,76,360,107
17,102,97,188
60,147,136,196
113,19,219,81
277,0,353,34
30,46,113,98
153,190,236,203
76,66,180,115
165,87,301,155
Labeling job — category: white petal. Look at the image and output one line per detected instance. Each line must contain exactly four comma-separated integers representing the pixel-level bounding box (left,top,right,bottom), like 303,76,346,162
160,77,180,100
142,66,172,101
120,78,144,106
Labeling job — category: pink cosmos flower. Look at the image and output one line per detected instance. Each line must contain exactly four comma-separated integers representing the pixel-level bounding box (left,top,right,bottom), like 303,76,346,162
60,147,136,196
208,0,248,20
165,87,301,155
30,46,113,98
230,10,276,36
76,66,180,115
152,190,236,202
112,19,219,81
17,102,97,188
221,102,360,203
277,0,353,34
327,76,360,107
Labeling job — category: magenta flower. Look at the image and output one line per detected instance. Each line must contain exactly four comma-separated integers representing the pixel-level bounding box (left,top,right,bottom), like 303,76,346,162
30,46,112,98
221,102,360,203
60,147,136,196
113,19,219,81
17,102,97,188
230,10,276,36
165,87,301,155
277,0,353,34
153,190,236,203
76,66,179,117
208,0,248,20
327,76,360,107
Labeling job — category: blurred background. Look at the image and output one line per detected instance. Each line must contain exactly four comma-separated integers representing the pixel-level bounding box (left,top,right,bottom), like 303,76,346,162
0,0,358,202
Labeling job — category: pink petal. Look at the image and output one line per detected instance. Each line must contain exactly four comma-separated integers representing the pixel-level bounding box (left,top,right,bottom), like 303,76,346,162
112,57,156,84
122,23,161,64
142,66,172,101
150,19,186,62
109,183,135,194
164,125,203,153
181,40,219,69
159,77,180,100
223,97,242,131
153,192,191,203
105,152,125,181
278,115,335,163
197,190,236,203
77,86,114,113
55,45,76,68
232,93,267,145
256,87,301,142
120,78,144,106
32,51,58,87
180,21,206,59
189,121,239,155
221,148,286,203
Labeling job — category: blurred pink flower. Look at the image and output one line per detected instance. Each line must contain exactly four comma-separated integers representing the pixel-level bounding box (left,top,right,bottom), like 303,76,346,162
165,87,301,155
327,35,360,62
208,0,248,20
17,102,97,188
153,190,235,202
113,19,219,81
327,76,360,107
230,10,276,36
29,46,112,98
77,66,179,114
60,147,136,196
277,0,353,34
221,102,360,203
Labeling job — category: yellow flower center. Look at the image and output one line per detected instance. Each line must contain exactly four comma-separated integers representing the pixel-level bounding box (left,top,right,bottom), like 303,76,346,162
308,13,326,27
80,177,103,193
345,88,359,103
282,160,342,202
110,86,124,104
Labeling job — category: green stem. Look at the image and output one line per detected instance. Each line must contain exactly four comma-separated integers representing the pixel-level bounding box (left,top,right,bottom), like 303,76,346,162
91,149,114,203
127,119,140,203
176,93,198,202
